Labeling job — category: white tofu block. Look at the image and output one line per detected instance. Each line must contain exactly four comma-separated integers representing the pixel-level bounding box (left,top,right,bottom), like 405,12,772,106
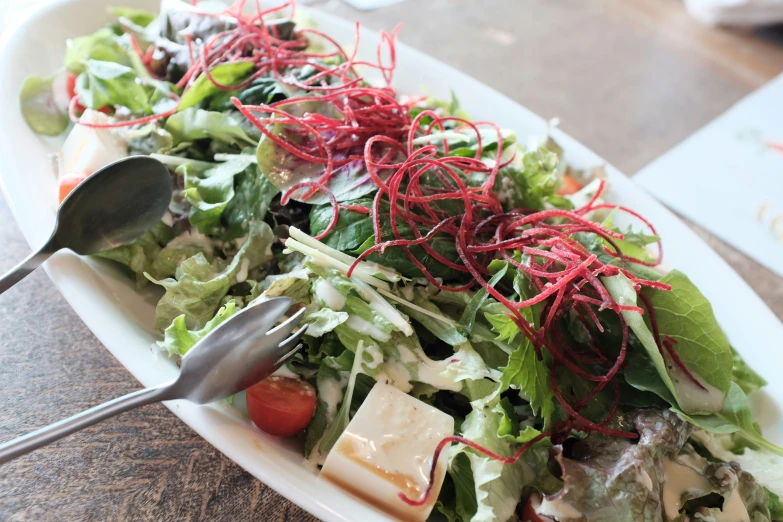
60,110,128,176
320,383,454,521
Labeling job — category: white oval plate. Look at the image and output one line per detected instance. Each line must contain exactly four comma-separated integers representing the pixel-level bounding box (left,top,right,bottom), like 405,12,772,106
1,1,782,520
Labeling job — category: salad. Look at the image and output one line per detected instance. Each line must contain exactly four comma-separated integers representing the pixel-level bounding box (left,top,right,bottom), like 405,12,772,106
19,1,783,521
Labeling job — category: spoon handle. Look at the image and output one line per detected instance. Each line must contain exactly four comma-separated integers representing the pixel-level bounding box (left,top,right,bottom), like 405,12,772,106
0,243,53,295
0,383,173,465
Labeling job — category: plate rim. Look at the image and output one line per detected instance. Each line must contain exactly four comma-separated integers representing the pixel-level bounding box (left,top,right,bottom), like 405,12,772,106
1,1,782,521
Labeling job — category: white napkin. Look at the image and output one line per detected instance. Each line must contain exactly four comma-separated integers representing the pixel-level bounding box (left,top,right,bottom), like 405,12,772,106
340,0,406,9
684,0,783,26
635,73,783,278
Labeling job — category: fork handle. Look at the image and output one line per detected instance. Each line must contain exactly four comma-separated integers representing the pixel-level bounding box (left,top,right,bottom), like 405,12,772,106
0,383,172,465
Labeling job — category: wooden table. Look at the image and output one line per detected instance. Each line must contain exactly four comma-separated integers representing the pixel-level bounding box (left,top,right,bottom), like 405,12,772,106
1,0,782,520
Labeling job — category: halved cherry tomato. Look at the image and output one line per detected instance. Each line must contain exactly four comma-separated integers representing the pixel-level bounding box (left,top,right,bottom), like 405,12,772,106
521,495,552,522
246,376,317,438
58,173,88,203
557,173,584,196
65,72,78,100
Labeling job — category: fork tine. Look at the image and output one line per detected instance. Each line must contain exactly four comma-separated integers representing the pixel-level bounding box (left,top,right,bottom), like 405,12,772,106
263,307,306,353
274,324,308,366
278,323,307,351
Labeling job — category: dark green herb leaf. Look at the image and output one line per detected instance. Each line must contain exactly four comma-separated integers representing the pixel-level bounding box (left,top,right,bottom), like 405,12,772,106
76,59,149,113
177,61,255,111
459,264,507,333
166,108,257,145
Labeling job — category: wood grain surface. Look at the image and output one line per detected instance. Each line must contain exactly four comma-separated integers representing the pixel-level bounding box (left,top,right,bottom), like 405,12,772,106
1,0,782,520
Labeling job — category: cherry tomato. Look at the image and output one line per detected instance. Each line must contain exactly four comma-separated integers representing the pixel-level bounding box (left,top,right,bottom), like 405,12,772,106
58,173,88,203
521,495,552,522
557,173,584,196
246,376,317,438
65,72,78,100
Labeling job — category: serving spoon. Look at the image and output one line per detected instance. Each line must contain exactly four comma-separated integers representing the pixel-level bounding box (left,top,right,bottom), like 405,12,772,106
0,156,173,294
0,296,307,464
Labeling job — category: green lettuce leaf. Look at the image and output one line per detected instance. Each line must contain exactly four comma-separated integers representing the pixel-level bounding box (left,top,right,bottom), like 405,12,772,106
542,410,692,522
260,269,312,303
110,7,157,28
406,289,468,346
600,209,661,263
731,346,767,395
96,222,176,286
494,146,566,211
148,231,215,279
603,271,732,414
19,75,70,136
179,154,256,233
304,307,349,338
456,384,556,522
644,270,733,392
177,61,255,111
146,221,273,330
766,488,783,520
158,300,237,356
674,383,783,457
484,313,519,344
165,108,256,145
64,28,131,73
446,128,517,158
488,305,554,420
318,342,366,455
304,360,344,461
76,59,149,114
222,162,279,240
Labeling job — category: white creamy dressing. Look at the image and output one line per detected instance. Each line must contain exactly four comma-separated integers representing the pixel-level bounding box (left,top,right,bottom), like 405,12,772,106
271,365,299,379
235,258,250,283
362,344,384,372
691,430,783,497
720,489,752,522
346,316,391,342
530,493,583,520
662,458,750,522
377,363,413,393
234,234,248,249
161,211,175,227
662,459,713,520
636,468,654,492
318,372,349,422
362,261,401,283
391,343,462,392
314,278,345,310
400,285,415,301
667,361,726,413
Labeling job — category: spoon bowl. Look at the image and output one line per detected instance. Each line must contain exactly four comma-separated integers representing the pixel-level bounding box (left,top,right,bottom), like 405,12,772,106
0,156,173,294
54,156,173,255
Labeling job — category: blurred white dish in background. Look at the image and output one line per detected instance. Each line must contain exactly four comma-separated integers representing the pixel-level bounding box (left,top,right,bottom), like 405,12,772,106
684,0,783,26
